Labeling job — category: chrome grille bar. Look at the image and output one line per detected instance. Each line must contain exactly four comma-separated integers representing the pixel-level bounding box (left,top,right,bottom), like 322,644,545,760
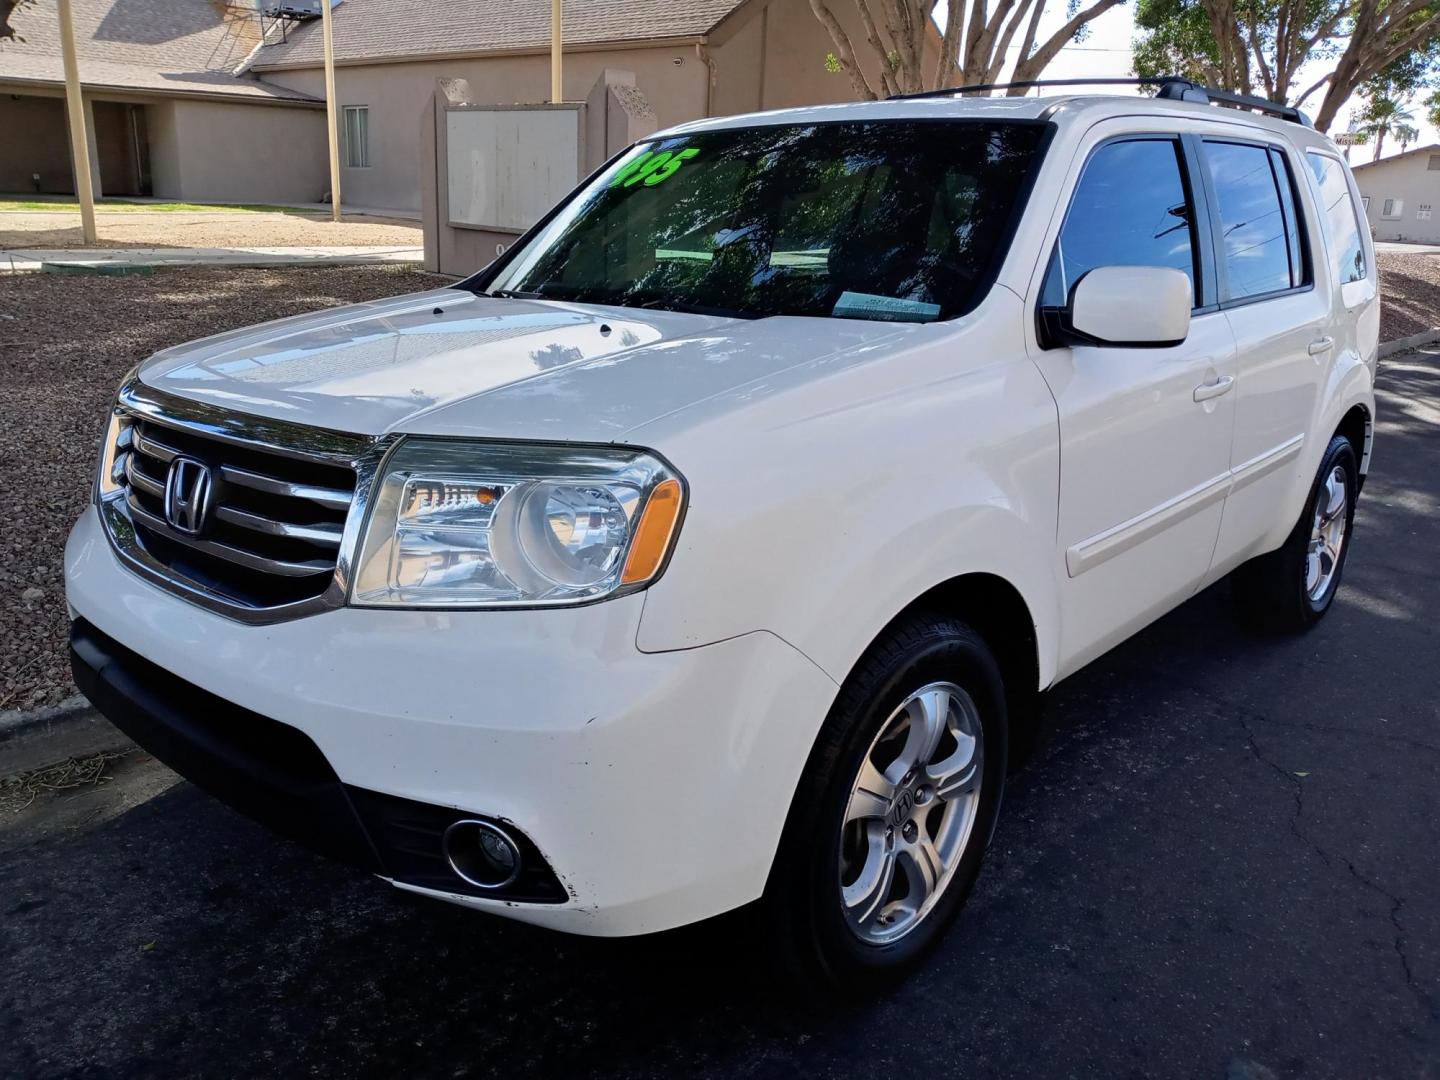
214,506,344,547
134,430,181,464
123,453,165,499
220,465,353,511
127,496,337,578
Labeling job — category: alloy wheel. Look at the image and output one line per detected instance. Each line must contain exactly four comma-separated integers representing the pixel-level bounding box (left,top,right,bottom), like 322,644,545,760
1306,464,1349,601
838,681,983,945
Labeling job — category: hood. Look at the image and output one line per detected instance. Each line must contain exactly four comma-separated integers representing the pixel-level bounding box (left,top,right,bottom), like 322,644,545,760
137,288,908,443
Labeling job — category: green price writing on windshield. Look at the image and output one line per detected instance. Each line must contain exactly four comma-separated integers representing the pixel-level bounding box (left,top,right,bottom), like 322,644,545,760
610,148,701,189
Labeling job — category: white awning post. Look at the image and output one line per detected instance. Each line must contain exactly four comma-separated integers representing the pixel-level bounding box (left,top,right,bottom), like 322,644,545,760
551,0,563,103
56,0,96,244
321,0,342,221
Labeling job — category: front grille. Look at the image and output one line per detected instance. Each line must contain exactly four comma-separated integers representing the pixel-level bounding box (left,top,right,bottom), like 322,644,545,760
107,409,364,613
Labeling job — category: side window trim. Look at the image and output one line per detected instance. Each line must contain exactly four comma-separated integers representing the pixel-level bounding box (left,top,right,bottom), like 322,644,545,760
1038,132,1216,337
1178,133,1219,311
1194,134,1314,310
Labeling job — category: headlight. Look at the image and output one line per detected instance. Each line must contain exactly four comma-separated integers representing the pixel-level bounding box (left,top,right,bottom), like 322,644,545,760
350,439,685,608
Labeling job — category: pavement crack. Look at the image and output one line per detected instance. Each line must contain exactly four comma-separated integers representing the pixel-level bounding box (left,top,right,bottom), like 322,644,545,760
1237,712,1330,869
1237,712,1440,1025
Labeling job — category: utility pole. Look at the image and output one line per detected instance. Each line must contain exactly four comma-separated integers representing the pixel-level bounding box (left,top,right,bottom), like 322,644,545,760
321,0,341,222
57,0,96,244
551,0,563,103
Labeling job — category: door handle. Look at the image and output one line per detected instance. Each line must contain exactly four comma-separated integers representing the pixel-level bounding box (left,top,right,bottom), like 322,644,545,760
1308,336,1334,356
1193,374,1235,402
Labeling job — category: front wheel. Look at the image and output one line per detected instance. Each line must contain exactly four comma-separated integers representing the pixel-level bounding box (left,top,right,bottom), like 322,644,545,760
761,614,1008,990
1233,434,1359,631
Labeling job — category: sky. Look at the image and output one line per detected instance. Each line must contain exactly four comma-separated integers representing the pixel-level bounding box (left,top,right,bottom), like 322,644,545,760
954,1,1437,159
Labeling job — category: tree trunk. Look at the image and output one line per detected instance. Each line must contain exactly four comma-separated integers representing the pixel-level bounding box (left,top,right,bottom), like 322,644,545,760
809,0,1128,100
807,0,878,100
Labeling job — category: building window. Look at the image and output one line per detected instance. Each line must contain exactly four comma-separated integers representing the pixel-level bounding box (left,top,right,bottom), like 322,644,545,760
1428,154,1440,171
1381,197,1403,219
1419,204,1434,220
343,105,370,168
1362,196,1371,211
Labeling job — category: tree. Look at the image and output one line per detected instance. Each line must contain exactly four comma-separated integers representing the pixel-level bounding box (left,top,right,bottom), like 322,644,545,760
1132,0,1440,132
1356,96,1416,158
808,0,1129,100
1,0,35,44
1349,58,1433,158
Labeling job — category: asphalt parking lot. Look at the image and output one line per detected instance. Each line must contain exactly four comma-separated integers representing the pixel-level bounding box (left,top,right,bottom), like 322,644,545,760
3,348,1438,1079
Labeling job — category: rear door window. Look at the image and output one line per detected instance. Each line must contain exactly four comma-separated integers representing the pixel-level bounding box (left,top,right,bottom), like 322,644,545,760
1203,140,1306,301
1306,152,1368,284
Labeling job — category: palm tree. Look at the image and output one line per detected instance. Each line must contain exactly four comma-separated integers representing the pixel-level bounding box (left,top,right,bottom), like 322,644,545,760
1358,97,1417,162
1395,122,1421,154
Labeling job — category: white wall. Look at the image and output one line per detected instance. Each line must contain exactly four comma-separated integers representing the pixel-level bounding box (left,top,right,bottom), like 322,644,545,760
156,99,329,204
261,45,707,212
1354,152,1440,243
146,101,183,197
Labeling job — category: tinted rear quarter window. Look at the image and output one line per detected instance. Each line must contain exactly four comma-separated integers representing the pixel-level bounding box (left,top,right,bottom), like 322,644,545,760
1042,138,1198,307
1306,152,1368,285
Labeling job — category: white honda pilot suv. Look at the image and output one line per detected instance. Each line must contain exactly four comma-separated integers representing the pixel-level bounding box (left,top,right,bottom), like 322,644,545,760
67,81,1377,987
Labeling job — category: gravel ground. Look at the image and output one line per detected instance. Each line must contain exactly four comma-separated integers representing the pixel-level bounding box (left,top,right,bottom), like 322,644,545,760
1378,252,1440,340
0,266,449,713
0,211,421,251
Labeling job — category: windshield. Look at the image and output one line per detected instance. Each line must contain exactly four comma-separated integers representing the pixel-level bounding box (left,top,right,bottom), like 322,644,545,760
481,120,1050,323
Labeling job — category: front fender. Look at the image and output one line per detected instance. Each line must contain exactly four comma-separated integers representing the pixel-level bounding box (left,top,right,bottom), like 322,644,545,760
630,302,1061,693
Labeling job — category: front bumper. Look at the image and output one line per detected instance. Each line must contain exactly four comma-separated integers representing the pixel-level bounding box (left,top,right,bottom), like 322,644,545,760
65,506,837,936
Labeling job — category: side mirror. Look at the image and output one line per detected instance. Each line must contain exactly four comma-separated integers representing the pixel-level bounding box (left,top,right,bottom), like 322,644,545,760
1047,266,1191,348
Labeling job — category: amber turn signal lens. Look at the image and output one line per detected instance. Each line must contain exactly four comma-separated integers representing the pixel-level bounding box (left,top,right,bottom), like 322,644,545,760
621,478,684,584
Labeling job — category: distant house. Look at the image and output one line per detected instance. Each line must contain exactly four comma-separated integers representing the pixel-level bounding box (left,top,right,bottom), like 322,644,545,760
1352,145,1440,243
249,0,927,213
1,0,327,202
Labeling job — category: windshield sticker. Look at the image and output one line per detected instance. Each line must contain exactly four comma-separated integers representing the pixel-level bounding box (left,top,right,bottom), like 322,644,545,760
832,292,941,323
610,148,701,189
655,247,714,262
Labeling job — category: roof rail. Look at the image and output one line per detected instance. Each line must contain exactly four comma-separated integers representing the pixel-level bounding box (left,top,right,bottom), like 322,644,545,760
1154,80,1314,127
892,75,1314,127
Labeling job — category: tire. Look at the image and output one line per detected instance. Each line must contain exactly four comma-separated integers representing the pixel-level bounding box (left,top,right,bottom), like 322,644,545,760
760,613,1008,991
1232,434,1359,632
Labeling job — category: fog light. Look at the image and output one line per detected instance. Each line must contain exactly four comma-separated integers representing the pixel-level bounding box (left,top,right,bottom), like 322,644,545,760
442,819,522,890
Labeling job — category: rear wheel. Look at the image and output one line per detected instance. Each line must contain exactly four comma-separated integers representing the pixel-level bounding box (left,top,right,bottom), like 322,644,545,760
1233,434,1358,631
762,614,1007,989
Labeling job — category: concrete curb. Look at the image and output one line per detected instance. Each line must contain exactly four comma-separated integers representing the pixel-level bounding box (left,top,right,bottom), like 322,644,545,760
0,695,129,778
1378,328,1440,359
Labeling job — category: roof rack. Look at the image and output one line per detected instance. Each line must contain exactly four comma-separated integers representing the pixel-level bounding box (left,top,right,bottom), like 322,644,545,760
891,76,1314,127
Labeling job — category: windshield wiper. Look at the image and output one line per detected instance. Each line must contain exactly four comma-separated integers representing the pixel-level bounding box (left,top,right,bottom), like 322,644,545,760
629,297,757,320
487,288,544,299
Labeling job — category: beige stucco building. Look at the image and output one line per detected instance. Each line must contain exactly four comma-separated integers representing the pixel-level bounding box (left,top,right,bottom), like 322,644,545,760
251,0,928,213
1352,144,1440,243
1,0,328,202
3,0,921,211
